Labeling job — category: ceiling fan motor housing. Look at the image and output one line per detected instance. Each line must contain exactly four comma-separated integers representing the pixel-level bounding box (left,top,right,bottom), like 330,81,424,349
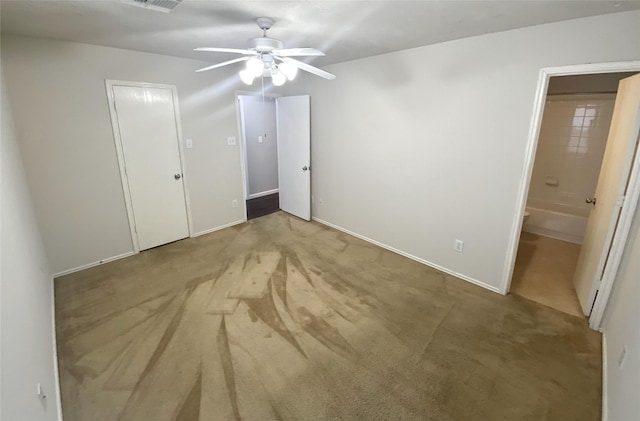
249,37,283,52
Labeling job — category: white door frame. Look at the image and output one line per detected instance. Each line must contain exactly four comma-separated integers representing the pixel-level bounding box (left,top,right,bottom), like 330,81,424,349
501,61,640,330
234,90,279,220
105,79,194,253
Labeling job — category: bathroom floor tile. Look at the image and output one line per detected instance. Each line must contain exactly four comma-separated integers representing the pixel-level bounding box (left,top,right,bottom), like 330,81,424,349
511,232,584,317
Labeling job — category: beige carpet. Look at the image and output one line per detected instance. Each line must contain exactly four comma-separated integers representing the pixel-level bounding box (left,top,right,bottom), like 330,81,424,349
55,212,601,421
511,232,584,317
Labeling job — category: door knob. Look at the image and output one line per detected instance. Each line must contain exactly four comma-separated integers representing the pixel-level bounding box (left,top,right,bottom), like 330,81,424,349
302,166,308,171
586,197,596,205
174,173,182,180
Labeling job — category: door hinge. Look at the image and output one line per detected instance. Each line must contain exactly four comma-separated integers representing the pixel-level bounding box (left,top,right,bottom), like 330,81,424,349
616,195,625,207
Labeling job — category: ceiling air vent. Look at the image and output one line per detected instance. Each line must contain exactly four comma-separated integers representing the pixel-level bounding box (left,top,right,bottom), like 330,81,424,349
121,0,183,13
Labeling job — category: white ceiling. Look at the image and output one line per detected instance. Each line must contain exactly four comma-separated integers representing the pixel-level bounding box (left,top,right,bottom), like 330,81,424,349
2,1,639,67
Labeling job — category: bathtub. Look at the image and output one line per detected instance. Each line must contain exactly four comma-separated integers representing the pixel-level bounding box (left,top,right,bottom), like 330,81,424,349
522,199,590,244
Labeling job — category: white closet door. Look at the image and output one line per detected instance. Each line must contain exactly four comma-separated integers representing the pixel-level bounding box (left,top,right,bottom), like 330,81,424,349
276,95,311,221
113,85,189,250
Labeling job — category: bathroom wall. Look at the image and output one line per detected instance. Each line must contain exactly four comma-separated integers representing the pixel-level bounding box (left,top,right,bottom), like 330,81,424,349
527,93,616,216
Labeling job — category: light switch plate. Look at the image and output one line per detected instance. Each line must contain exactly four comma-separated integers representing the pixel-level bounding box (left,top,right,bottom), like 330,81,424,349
227,137,236,146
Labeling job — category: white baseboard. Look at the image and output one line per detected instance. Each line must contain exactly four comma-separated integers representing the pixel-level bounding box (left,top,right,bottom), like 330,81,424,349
602,333,609,421
192,219,245,237
248,189,279,200
53,220,247,277
312,217,501,294
53,251,136,278
51,277,64,421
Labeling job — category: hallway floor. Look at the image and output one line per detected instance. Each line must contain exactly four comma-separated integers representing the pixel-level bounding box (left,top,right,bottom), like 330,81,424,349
511,232,584,317
55,213,600,421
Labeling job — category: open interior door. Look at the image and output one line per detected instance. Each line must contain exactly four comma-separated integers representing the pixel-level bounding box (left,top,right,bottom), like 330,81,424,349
276,95,311,221
573,73,640,315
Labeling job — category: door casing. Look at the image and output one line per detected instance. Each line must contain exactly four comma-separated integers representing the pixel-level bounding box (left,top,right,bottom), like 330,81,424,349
105,79,193,253
502,61,640,331
235,91,280,204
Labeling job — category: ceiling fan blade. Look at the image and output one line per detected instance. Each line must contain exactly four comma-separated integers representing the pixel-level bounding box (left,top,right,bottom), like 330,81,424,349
277,57,336,80
272,48,325,57
195,57,250,73
194,47,258,55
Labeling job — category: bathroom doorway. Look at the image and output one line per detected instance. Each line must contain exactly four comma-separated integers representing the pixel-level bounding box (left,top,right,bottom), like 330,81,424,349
510,70,640,319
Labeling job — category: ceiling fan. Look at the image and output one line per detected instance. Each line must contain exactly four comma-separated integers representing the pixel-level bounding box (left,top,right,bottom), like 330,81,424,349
194,17,336,86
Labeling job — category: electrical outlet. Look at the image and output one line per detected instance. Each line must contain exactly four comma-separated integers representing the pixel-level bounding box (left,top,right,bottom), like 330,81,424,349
618,347,627,367
185,138,193,149
232,200,238,208
454,240,464,253
318,198,324,206
227,136,236,146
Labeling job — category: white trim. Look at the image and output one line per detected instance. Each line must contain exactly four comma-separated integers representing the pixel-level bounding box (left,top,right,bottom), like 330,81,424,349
104,79,194,253
501,67,550,295
248,188,279,200
192,219,245,237
235,90,280,216
51,278,63,421
235,95,249,220
53,251,135,278
602,333,609,421
546,93,617,101
502,61,640,315
105,81,140,253
312,217,501,294
235,89,279,99
170,85,196,238
237,95,252,203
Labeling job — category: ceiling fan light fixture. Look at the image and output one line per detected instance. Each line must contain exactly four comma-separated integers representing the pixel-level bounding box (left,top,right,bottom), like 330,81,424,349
278,62,298,81
239,69,255,85
194,18,336,82
271,70,286,86
246,57,264,77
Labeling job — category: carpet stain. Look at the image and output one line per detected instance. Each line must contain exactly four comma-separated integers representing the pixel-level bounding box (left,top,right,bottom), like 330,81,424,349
54,212,602,421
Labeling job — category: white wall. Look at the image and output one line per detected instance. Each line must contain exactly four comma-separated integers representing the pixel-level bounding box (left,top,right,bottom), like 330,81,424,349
239,96,278,197
292,10,640,291
1,35,268,275
602,204,640,421
1,65,60,420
